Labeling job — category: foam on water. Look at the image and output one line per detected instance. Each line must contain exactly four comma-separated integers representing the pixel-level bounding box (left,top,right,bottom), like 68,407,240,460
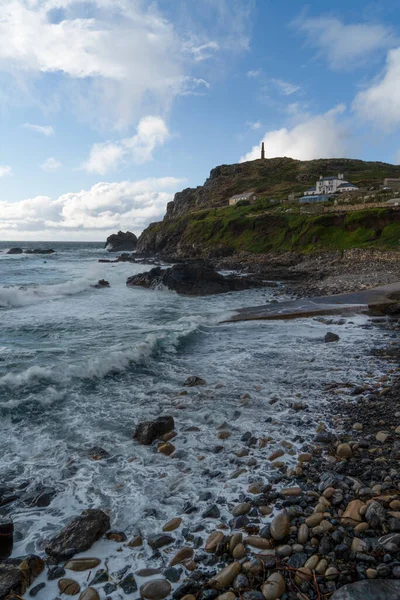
0,241,393,599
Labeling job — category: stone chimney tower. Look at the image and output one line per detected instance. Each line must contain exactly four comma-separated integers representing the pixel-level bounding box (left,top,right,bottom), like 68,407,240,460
261,142,265,160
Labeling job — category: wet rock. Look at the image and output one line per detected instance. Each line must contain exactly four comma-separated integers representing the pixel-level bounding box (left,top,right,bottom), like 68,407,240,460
170,547,194,566
270,511,290,541
163,567,181,583
91,280,110,289
58,579,81,595
64,559,101,571
298,523,309,545
244,536,273,550
232,502,252,516
184,376,206,387
7,248,23,254
78,588,99,600
163,517,182,532
105,231,137,252
325,332,339,342
217,593,236,600
136,569,162,577
0,519,13,559
158,442,175,456
134,416,175,445
205,531,224,552
288,553,307,569
365,501,385,528
202,505,220,519
127,535,143,547
242,593,264,600
47,566,65,580
88,570,109,586
330,580,400,599
261,572,285,600
209,562,241,589
233,574,249,591
120,574,137,594
378,533,400,553
29,583,46,597
0,555,44,600
103,583,117,595
22,486,57,508
87,447,110,460
336,443,353,459
45,509,110,561
148,534,174,550
140,579,172,600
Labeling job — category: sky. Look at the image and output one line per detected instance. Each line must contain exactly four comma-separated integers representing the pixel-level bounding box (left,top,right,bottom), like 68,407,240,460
1,0,400,241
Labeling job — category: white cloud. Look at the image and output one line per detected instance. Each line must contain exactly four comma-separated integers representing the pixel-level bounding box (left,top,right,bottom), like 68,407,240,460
0,165,12,177
23,123,54,136
0,177,185,240
41,157,62,171
353,47,400,129
82,116,169,175
240,105,349,162
247,69,261,78
0,0,252,129
296,16,396,70
271,79,300,96
246,121,262,130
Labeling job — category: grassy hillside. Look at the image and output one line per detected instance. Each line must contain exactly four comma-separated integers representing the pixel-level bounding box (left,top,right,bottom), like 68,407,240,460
138,206,400,257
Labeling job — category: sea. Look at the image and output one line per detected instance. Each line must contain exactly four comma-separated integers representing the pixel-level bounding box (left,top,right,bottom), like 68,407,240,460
0,241,393,596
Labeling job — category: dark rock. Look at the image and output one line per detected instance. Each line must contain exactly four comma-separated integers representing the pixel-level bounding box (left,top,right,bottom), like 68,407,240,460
29,582,46,597
7,248,23,254
126,261,263,296
148,534,174,550
45,509,110,561
163,567,181,583
325,332,340,343
315,432,337,445
89,570,109,586
288,553,307,568
105,231,137,252
91,280,110,289
86,446,110,461
0,519,13,559
378,533,400,553
365,501,385,529
103,583,117,595
184,376,206,387
22,486,56,508
120,574,137,594
25,249,55,254
202,505,220,519
233,574,250,590
172,581,202,599
200,591,218,600
0,555,44,600
106,531,127,542
241,593,264,600
47,566,66,580
330,579,400,599
389,519,400,532
133,416,175,445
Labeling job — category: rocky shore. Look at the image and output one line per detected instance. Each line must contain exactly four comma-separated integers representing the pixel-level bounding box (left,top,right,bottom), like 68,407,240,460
1,316,400,600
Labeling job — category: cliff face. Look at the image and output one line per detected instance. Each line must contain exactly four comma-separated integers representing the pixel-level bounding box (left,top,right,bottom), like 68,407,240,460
137,157,400,257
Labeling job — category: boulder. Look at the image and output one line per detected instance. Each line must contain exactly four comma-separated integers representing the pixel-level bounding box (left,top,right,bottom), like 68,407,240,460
330,580,400,599
0,555,44,600
25,249,55,254
91,280,110,289
105,231,137,252
45,509,110,561
325,332,339,343
7,248,23,254
133,416,175,445
126,261,263,296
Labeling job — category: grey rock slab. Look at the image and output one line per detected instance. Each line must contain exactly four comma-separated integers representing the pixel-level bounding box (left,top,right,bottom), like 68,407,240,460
330,580,400,599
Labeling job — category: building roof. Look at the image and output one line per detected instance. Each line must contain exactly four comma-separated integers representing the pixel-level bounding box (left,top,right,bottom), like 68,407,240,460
337,182,357,189
229,192,255,200
304,187,317,193
321,176,339,181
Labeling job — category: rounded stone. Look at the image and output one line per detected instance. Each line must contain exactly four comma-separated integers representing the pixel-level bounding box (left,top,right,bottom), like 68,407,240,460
140,579,172,600
232,503,252,516
209,562,242,589
78,589,99,600
270,511,290,541
366,568,377,579
325,567,340,580
305,513,324,527
294,568,312,585
58,579,81,596
232,543,246,559
163,517,182,532
336,443,353,459
298,523,309,545
261,572,285,600
304,555,319,570
64,559,101,572
170,547,194,566
217,593,236,600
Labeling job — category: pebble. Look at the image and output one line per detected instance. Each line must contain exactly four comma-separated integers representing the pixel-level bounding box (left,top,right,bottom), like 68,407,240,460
127,535,143,547
78,589,99,600
244,536,273,549
366,568,377,579
232,543,246,559
294,568,312,585
217,594,236,600
268,449,284,461
304,555,319,570
280,487,302,497
158,442,175,456
205,531,225,552
170,547,194,566
353,423,363,431
325,566,340,580
315,559,328,575
29,583,46,597
270,511,290,541
232,502,251,516
261,572,285,600
64,559,101,572
305,513,324,527
376,431,390,443
298,523,309,544
298,452,312,462
140,579,172,600
336,443,353,458
341,499,364,525
58,579,81,596
163,517,182,531
209,562,242,588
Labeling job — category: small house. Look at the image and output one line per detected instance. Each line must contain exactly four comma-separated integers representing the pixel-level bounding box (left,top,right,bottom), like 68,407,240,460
229,192,257,206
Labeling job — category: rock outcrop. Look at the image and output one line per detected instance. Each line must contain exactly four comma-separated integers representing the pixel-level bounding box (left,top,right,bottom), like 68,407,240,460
105,231,137,252
0,555,44,600
45,509,110,561
133,416,175,445
6,248,23,254
126,262,263,296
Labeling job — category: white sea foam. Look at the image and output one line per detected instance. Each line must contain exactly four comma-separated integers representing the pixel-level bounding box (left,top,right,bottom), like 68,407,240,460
0,278,94,308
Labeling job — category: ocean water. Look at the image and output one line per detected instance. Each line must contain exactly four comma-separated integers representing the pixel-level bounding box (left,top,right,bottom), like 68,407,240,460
0,241,392,595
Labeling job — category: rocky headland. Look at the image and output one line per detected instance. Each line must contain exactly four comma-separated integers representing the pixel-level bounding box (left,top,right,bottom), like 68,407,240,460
105,231,138,253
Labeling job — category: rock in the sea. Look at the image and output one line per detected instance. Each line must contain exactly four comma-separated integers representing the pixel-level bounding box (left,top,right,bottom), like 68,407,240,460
58,579,81,595
25,248,55,255
133,416,175,445
105,231,137,252
0,519,13,559
163,517,182,532
140,579,171,600
126,261,262,296
45,509,110,561
330,579,400,599
148,534,174,550
86,446,110,461
0,555,44,600
7,248,23,254
325,332,339,343
91,280,110,289
184,376,206,387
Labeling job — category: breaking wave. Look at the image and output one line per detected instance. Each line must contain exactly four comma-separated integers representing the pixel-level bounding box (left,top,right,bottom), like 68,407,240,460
0,278,96,308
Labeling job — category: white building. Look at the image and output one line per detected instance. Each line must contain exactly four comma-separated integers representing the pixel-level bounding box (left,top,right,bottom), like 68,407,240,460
229,192,257,206
304,174,359,196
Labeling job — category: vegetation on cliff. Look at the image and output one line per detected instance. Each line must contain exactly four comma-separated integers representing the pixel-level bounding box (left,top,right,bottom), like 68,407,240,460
137,157,400,257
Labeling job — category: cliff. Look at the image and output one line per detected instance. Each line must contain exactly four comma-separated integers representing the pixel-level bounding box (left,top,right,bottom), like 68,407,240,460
137,157,400,257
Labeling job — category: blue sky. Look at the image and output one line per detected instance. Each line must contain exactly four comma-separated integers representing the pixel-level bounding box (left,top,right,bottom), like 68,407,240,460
1,0,400,240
